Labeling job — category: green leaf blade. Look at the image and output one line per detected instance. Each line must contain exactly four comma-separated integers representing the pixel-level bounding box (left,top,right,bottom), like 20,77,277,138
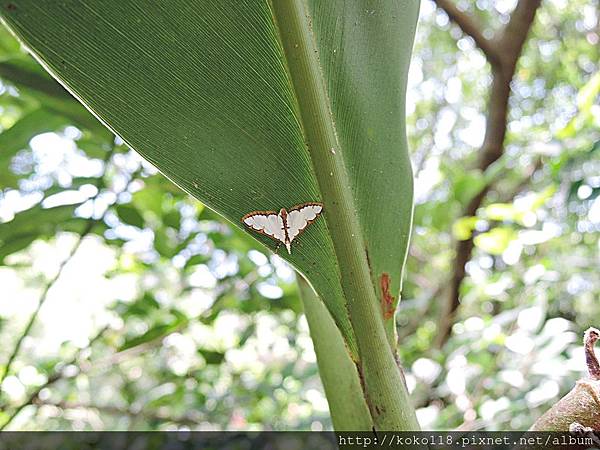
1,1,356,353
1,0,420,430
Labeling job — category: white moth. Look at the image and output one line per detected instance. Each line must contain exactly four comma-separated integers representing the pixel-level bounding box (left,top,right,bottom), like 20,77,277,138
241,202,323,254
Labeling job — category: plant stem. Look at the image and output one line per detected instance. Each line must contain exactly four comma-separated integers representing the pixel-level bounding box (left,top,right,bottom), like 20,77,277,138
0,325,109,430
271,0,419,430
0,224,92,389
0,146,115,390
298,276,373,430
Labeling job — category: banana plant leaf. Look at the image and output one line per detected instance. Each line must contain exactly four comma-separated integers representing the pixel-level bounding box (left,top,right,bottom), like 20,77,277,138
1,1,418,360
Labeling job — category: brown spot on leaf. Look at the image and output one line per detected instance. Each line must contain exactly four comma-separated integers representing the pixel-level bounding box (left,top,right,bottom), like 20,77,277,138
5,3,16,10
380,273,396,320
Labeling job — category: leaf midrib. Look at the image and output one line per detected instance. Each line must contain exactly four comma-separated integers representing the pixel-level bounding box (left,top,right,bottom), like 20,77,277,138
268,0,388,362
269,0,422,430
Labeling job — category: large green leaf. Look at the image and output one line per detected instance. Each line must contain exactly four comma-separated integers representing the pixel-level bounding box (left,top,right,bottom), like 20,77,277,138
0,58,108,132
1,0,419,429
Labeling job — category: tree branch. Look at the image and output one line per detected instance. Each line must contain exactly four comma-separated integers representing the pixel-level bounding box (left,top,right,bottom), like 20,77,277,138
530,327,600,431
0,271,218,430
585,328,600,381
0,147,115,388
432,0,501,68
0,228,90,388
496,0,543,73
0,325,110,431
434,0,542,347
32,399,201,426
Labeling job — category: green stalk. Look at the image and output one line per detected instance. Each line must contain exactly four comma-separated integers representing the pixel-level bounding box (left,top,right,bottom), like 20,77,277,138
271,0,419,430
298,276,373,430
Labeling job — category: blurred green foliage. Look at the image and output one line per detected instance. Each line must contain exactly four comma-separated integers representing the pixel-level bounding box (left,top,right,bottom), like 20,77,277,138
0,0,599,430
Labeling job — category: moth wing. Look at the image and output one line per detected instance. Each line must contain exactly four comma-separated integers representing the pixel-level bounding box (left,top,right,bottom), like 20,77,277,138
287,203,323,242
243,212,286,243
